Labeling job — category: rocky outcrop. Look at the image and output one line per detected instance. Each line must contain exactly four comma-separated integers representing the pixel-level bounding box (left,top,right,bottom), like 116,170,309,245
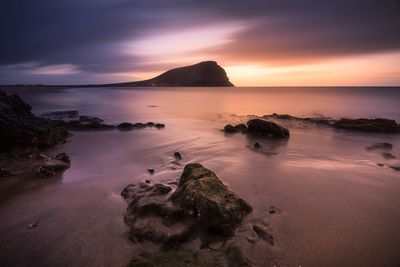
127,246,250,267
108,61,234,87
247,119,290,139
224,124,248,133
121,163,252,246
171,163,253,235
0,91,69,153
334,118,400,133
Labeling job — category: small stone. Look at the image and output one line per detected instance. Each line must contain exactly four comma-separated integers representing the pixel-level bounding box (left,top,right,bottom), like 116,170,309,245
155,123,165,129
382,152,396,160
174,152,183,160
377,163,385,167
27,223,38,229
145,180,151,184
254,142,261,150
389,165,400,171
253,224,274,245
147,168,155,174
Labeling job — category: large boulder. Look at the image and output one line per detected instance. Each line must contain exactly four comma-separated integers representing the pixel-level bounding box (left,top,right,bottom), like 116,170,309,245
170,163,252,235
0,91,69,153
335,118,400,133
246,119,290,139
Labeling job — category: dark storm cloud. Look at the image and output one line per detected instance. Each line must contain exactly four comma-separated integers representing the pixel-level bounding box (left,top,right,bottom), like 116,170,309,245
0,0,399,83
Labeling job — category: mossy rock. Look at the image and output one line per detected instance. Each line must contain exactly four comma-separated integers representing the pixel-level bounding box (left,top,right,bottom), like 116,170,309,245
170,163,252,235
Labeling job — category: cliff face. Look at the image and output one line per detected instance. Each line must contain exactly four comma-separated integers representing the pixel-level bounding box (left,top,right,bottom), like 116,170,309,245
109,61,234,87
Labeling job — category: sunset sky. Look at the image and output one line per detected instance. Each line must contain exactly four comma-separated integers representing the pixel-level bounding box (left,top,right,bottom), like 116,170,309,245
1,0,400,86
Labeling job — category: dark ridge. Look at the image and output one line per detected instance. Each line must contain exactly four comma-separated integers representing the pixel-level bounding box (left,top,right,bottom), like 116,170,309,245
106,61,234,87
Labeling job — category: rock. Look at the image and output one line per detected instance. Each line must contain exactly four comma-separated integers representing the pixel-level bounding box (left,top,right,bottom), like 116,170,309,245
389,165,400,171
38,159,70,178
334,118,400,133
382,152,396,160
246,119,290,139
127,246,250,267
174,152,183,160
41,110,79,120
264,113,298,120
147,168,155,174
366,143,393,151
152,183,172,195
63,116,115,131
117,122,133,129
224,124,239,133
224,124,247,133
0,91,69,153
55,152,70,165
27,223,38,229
112,61,234,87
254,142,261,150
253,224,274,245
377,163,385,167
146,122,155,127
132,123,146,128
155,123,165,129
170,163,253,235
0,168,12,177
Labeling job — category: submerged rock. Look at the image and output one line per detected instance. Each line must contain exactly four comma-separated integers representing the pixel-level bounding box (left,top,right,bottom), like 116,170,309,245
253,224,274,245
382,152,396,160
366,143,393,151
62,116,115,131
171,163,253,236
335,118,400,133
174,152,183,160
246,119,290,139
38,158,70,178
155,123,165,129
0,91,69,153
128,246,250,267
224,124,248,133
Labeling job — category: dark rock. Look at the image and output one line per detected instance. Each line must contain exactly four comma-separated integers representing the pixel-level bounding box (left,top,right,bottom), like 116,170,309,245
366,143,393,151
63,116,115,131
254,142,261,150
127,246,250,267
174,152,183,160
382,152,396,160
0,168,12,177
117,122,133,129
146,122,155,127
335,118,400,133
224,124,247,133
247,119,290,139
170,163,253,236
38,159,70,178
377,163,385,167
27,223,38,229
55,152,70,165
253,224,274,245
147,168,155,174
112,61,234,87
145,179,151,184
152,183,172,195
132,123,146,128
0,91,69,153
155,123,165,129
41,110,79,120
264,113,298,120
389,165,400,171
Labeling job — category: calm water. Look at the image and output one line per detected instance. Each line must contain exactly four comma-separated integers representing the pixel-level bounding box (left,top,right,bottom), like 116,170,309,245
0,87,400,267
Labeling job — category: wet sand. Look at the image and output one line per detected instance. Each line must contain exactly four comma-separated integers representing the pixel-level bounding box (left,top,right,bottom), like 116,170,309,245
0,87,399,266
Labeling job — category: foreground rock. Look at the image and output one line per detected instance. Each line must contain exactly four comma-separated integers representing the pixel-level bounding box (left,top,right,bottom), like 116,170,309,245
247,119,290,139
121,163,253,265
38,154,70,178
171,163,252,236
0,91,69,153
334,118,400,133
128,246,250,267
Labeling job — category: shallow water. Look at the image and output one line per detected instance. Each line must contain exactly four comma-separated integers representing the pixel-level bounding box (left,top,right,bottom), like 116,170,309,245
0,87,400,266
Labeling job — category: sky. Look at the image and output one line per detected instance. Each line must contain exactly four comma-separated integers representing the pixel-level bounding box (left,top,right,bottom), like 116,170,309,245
1,0,400,86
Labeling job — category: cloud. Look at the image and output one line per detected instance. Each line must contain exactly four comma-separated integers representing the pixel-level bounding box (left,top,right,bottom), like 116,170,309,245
0,0,400,84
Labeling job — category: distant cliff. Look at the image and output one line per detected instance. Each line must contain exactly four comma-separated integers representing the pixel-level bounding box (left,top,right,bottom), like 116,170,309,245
107,61,234,87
